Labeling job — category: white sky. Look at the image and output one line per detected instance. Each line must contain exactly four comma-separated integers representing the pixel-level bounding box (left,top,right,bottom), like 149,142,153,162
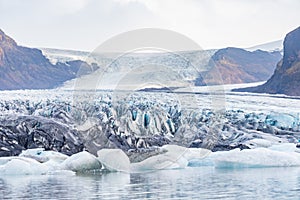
0,0,300,51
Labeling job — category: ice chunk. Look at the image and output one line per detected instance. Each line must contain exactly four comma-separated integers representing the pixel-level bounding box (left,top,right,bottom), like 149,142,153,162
0,157,49,175
188,156,215,167
61,151,102,173
131,145,211,172
19,148,68,163
268,143,298,153
244,139,274,149
97,149,130,172
131,153,188,171
213,148,300,168
184,147,211,160
265,113,297,129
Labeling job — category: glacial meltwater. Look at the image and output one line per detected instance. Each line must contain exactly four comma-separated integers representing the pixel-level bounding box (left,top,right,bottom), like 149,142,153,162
1,167,300,199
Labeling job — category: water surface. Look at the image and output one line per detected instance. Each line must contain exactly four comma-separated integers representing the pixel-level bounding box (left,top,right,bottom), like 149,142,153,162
1,167,300,199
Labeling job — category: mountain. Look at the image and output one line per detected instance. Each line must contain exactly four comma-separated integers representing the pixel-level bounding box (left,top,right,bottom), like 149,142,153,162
0,29,96,90
195,47,282,86
246,40,283,52
234,26,300,96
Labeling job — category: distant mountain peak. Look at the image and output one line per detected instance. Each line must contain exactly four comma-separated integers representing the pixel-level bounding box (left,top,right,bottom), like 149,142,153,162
0,29,96,90
0,29,17,47
282,26,300,69
195,47,282,86
0,29,5,35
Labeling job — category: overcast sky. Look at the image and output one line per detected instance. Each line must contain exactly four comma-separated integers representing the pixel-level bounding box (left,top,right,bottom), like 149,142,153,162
0,0,300,51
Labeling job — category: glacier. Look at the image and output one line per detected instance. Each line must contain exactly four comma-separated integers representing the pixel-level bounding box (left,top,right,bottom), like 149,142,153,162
0,85,299,175
1,88,299,158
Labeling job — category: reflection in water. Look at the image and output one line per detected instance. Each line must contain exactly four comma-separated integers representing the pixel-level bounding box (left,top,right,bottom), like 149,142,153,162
1,167,300,199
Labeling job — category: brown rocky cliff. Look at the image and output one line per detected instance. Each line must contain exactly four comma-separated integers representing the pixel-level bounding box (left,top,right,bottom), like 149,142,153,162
195,47,282,86
234,26,300,96
0,29,96,90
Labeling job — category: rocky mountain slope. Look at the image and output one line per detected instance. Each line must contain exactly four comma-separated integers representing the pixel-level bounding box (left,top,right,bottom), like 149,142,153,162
195,47,282,86
235,26,300,96
0,29,96,90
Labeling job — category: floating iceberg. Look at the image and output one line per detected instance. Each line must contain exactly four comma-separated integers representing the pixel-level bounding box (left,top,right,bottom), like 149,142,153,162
1,143,300,176
243,139,275,149
213,147,300,168
189,143,300,168
131,145,211,172
97,149,130,172
130,148,189,171
0,157,49,175
96,145,211,172
61,151,102,173
19,148,68,163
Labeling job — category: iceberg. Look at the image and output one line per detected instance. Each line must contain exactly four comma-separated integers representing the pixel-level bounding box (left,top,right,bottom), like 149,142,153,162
19,148,68,163
130,145,211,172
213,147,300,168
1,150,103,175
243,139,274,149
61,151,102,173
95,145,211,172
0,157,49,175
1,143,300,176
268,143,300,153
187,143,300,168
97,149,130,172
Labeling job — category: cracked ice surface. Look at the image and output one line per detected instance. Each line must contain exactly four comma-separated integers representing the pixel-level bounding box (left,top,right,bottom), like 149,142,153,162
0,84,299,158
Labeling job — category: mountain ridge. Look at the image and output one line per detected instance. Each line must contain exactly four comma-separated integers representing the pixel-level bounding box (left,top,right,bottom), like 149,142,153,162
0,29,96,90
234,26,300,96
195,47,282,86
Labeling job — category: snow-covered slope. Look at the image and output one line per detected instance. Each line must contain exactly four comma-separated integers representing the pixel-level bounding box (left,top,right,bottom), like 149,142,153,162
41,48,216,90
41,48,90,64
62,50,216,90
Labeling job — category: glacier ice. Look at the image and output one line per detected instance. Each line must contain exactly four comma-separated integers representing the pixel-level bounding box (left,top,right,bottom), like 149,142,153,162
268,143,300,153
1,89,300,157
97,149,130,172
265,113,299,130
130,145,189,171
1,143,300,176
188,143,300,168
243,139,274,149
0,157,49,175
19,148,68,163
61,151,102,173
0,87,300,175
130,145,211,172
213,147,300,168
